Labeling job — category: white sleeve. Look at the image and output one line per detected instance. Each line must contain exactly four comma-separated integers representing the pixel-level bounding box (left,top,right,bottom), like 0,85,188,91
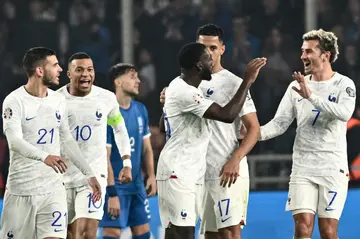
307,79,356,122
59,102,95,178
108,96,131,157
179,87,214,117
2,96,49,161
239,91,257,117
260,84,295,141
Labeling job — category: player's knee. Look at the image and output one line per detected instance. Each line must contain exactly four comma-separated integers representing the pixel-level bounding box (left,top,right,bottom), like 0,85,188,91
319,226,337,239
132,231,151,239
83,228,98,239
218,225,241,239
294,219,313,236
103,227,121,238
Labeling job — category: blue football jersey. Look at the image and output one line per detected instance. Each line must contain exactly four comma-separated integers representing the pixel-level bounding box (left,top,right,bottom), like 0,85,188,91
107,100,150,195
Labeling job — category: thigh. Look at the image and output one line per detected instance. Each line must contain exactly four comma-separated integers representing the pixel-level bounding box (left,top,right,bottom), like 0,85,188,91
157,179,198,227
317,176,348,220
209,177,249,230
0,192,36,239
66,187,76,224
36,187,68,239
128,191,151,227
286,175,318,214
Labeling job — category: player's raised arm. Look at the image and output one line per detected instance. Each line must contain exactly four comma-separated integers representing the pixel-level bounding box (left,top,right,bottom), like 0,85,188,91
108,97,132,183
293,72,356,122
202,58,266,123
260,83,296,141
59,103,101,201
2,96,49,161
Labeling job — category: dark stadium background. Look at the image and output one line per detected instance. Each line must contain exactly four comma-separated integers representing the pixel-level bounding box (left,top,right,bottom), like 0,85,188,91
0,0,359,238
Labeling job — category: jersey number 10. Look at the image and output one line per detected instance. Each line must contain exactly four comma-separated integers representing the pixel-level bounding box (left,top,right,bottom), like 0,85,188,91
75,125,92,141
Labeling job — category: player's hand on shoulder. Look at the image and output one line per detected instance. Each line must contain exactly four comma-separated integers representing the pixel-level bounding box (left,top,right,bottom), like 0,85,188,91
88,177,102,202
146,175,157,197
219,157,240,188
119,167,132,183
44,155,67,174
160,87,167,105
243,57,267,84
108,196,121,219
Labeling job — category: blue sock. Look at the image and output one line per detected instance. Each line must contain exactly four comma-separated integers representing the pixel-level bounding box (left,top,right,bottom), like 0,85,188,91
132,232,151,239
103,236,118,239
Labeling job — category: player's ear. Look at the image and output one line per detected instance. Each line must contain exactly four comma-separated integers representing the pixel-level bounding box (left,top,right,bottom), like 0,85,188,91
220,43,225,56
195,62,202,71
67,70,71,79
35,66,43,77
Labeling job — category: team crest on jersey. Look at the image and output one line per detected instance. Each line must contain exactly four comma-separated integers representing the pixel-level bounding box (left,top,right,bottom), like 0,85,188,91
206,88,214,97
55,111,61,122
3,107,12,119
137,116,144,134
6,231,13,239
328,93,337,102
95,109,102,121
346,87,355,97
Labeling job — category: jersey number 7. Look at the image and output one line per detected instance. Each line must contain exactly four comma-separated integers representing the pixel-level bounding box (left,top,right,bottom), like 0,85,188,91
311,109,320,126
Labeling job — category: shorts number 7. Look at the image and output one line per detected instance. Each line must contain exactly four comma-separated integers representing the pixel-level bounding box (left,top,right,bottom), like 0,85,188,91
311,109,320,126
325,190,337,211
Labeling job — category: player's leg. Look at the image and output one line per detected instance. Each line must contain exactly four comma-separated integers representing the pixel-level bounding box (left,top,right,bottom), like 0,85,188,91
0,191,37,238
317,175,348,239
128,191,152,239
286,175,318,238
100,194,131,238
37,187,68,239
157,179,198,239
67,176,107,239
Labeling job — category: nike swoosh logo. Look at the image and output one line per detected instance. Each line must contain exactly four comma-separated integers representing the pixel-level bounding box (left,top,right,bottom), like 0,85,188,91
221,217,231,222
297,98,304,102
25,116,36,121
325,207,335,211
54,229,64,232
88,210,97,213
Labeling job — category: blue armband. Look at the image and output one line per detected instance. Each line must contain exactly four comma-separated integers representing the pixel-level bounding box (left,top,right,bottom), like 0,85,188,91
106,185,117,197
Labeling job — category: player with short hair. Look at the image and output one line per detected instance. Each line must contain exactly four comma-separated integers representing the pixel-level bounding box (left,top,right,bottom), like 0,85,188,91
260,29,356,239
160,24,261,239
0,47,101,239
57,52,132,239
99,63,156,239
156,42,266,239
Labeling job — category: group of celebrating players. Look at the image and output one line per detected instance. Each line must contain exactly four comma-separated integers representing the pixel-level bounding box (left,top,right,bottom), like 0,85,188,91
0,22,356,239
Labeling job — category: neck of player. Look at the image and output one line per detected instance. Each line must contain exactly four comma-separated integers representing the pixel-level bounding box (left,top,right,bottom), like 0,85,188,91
312,65,335,82
212,63,224,74
116,90,132,110
181,72,202,88
25,77,48,98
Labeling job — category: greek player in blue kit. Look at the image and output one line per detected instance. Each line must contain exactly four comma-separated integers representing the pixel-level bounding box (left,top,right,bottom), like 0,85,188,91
99,63,157,239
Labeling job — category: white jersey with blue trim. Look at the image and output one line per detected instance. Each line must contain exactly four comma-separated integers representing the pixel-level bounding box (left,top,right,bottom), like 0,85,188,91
2,86,66,195
57,85,119,188
260,72,356,176
199,69,256,180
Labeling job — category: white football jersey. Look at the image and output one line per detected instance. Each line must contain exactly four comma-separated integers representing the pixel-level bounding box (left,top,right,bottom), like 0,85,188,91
57,85,120,187
156,77,214,183
261,72,356,176
2,87,66,195
199,70,256,179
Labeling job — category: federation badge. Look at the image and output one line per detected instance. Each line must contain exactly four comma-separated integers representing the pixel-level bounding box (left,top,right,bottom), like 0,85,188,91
346,87,355,97
3,107,12,119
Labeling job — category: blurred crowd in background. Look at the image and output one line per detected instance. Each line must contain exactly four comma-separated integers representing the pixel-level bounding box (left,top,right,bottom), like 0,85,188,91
1,0,360,194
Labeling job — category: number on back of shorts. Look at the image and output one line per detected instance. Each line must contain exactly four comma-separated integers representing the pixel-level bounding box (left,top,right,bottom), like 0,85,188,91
217,198,230,217
144,198,151,219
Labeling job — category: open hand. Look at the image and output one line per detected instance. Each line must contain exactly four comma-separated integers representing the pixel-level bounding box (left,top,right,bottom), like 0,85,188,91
291,71,312,98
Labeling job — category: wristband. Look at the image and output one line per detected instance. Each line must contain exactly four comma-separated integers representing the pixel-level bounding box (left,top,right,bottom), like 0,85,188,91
106,185,117,197
123,159,132,168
